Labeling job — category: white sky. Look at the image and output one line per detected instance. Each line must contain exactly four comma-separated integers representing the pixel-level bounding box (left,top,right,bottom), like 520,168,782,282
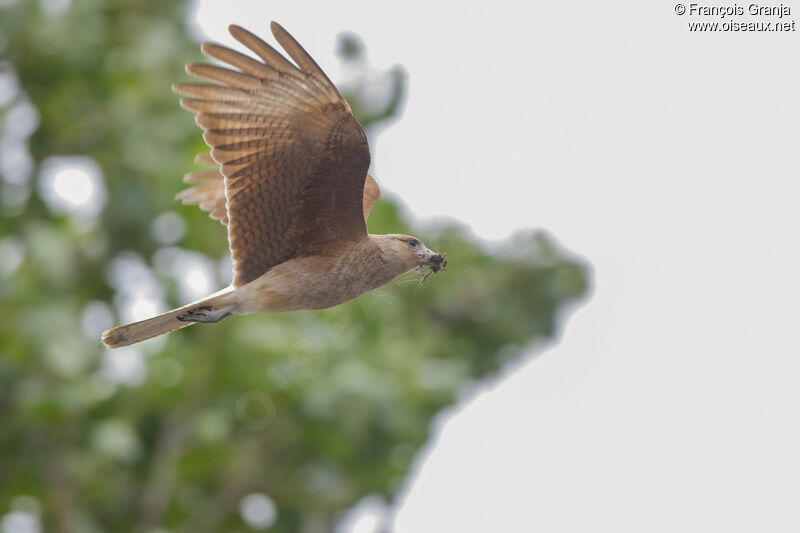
194,1,800,531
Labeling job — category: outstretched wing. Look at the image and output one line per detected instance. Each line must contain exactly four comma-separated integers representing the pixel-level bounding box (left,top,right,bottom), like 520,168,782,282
173,22,371,287
178,168,382,228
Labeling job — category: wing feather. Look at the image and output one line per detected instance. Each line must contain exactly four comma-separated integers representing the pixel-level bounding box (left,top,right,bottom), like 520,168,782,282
194,152,216,165
176,166,229,225
172,83,254,102
180,98,251,114
183,169,221,183
185,63,266,91
200,42,283,79
196,113,289,130
269,22,340,99
202,128,292,147
228,24,301,75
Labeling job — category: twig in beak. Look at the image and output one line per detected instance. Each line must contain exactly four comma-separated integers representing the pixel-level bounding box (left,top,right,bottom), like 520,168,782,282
419,269,434,285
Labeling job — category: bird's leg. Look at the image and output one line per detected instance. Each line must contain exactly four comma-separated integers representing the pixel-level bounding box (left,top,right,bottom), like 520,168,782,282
177,304,239,323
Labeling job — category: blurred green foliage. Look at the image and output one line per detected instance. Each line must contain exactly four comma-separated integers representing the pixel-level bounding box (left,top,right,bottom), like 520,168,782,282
0,0,588,531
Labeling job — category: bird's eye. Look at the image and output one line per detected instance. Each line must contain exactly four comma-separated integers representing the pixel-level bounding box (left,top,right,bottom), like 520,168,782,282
407,238,418,248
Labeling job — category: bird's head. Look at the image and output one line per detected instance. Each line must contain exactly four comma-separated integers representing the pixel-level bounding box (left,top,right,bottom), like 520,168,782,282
376,234,447,279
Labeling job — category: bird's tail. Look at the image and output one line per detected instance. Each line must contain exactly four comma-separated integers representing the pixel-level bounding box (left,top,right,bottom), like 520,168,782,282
101,289,235,349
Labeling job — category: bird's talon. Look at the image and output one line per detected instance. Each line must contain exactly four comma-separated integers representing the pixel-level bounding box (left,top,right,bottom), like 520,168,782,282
177,304,237,323
178,306,213,322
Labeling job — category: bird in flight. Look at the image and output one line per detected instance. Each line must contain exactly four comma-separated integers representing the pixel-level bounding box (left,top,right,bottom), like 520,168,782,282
102,22,446,349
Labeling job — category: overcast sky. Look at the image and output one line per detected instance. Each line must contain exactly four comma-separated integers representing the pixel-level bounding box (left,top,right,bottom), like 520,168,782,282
193,2,800,531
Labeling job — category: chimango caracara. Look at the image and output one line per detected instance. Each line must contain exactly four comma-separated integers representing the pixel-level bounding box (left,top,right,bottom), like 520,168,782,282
102,22,446,349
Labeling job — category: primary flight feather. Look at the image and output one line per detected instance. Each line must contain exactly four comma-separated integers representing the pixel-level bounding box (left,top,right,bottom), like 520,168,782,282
102,22,446,349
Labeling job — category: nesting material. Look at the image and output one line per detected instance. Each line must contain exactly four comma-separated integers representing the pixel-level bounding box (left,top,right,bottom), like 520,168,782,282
420,253,448,284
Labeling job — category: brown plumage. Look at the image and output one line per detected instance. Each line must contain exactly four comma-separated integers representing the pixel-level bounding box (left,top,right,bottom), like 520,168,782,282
102,22,446,349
